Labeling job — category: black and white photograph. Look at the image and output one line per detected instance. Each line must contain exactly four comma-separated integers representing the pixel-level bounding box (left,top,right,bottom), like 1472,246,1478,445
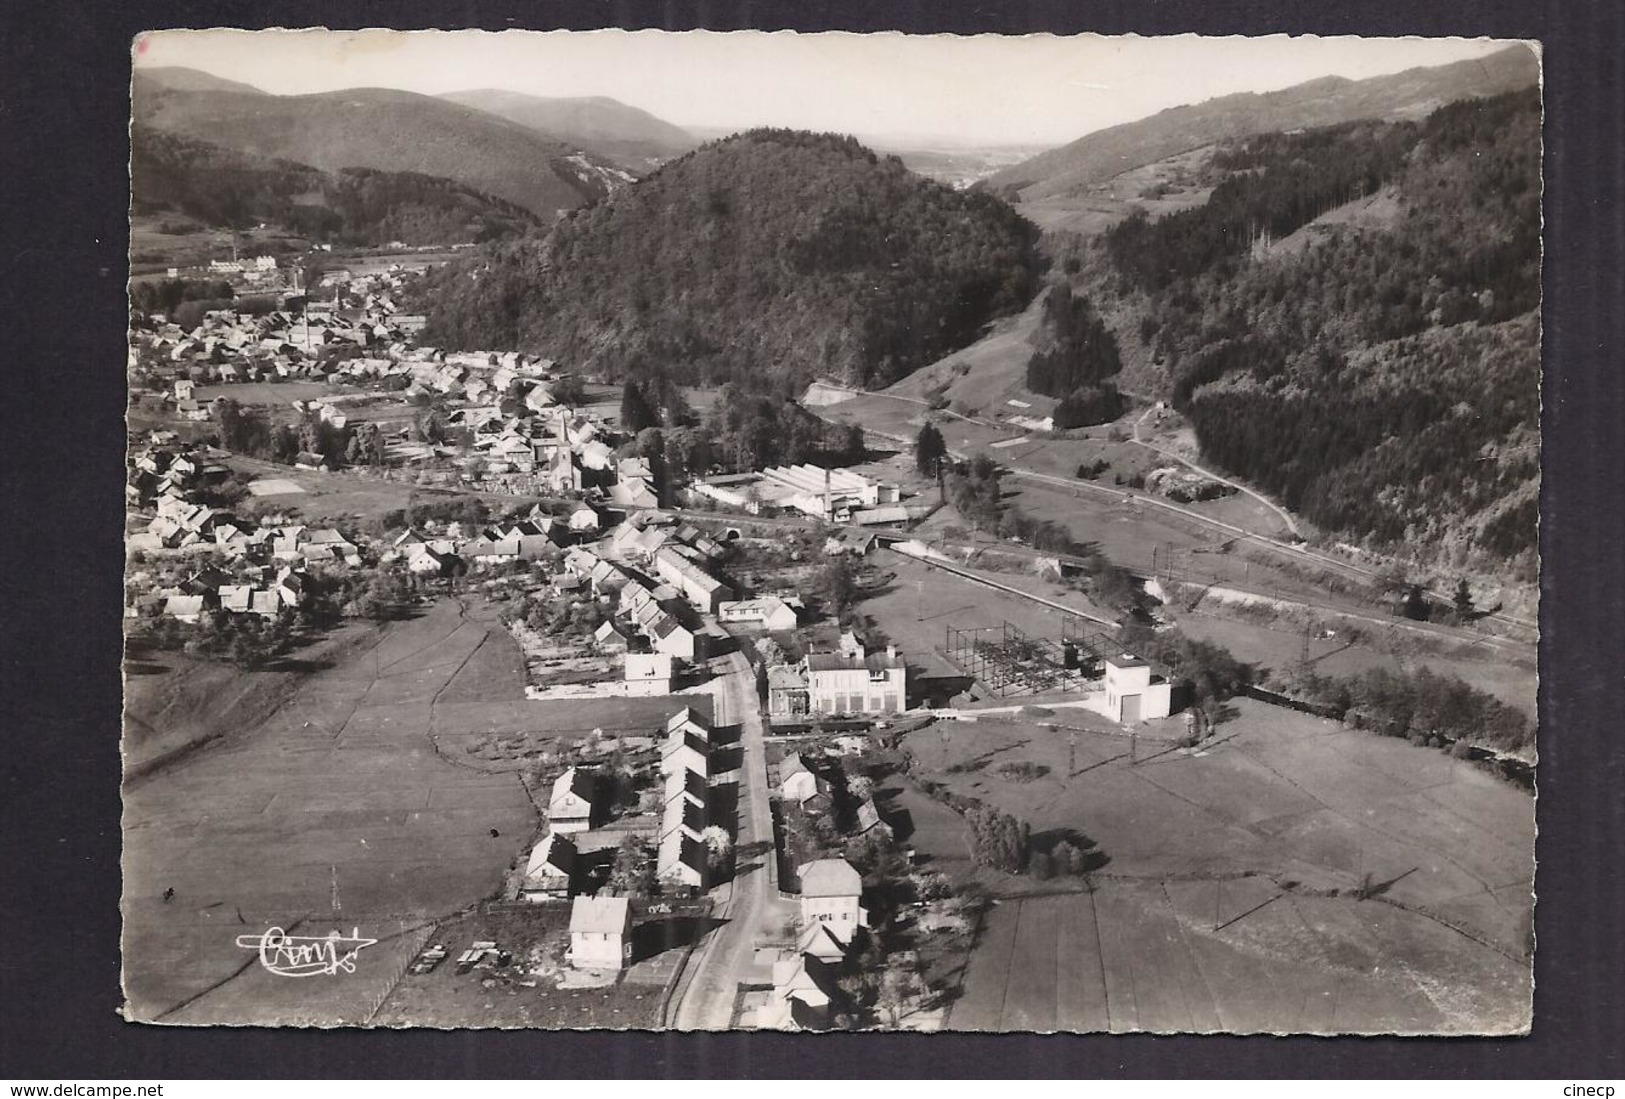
121,28,1541,1034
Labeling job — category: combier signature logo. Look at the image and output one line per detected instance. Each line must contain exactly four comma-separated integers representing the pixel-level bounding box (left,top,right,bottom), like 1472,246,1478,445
235,926,379,977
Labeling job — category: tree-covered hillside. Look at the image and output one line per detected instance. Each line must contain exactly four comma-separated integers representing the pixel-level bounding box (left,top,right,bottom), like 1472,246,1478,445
413,130,1042,391
1091,89,1541,573
132,127,542,246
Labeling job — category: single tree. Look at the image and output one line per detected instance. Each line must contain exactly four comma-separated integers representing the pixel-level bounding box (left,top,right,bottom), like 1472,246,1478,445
843,424,866,463
915,422,946,477
620,380,657,432
1453,578,1474,621
608,837,656,897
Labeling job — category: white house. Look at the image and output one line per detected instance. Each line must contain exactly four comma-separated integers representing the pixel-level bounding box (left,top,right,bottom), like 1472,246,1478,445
797,859,865,940
777,754,821,805
804,635,907,716
717,596,800,632
568,895,633,971
757,953,837,1030
649,614,701,662
549,768,598,834
623,651,674,696
1101,653,1172,724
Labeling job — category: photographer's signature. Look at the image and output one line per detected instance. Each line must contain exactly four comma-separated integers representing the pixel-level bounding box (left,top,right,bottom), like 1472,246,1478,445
235,926,378,977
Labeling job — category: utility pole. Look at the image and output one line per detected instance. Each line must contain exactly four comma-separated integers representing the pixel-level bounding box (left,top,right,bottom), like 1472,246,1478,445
1069,730,1077,777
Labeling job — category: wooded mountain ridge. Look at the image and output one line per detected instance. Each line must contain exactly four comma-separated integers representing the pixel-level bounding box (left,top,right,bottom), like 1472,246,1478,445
411,129,1043,394
1079,88,1540,572
131,126,543,246
984,44,1538,204
439,89,696,169
132,69,628,218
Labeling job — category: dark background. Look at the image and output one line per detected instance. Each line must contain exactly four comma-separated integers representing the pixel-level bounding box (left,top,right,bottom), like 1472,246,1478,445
1,0,1619,1080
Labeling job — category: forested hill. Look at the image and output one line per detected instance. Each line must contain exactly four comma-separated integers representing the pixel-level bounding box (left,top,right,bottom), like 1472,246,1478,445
985,44,1538,204
1086,89,1541,574
439,90,696,169
132,75,626,218
412,130,1043,391
131,127,542,246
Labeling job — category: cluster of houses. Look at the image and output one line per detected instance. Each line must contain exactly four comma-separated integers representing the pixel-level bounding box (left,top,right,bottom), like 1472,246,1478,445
767,630,910,720
130,278,428,400
569,519,747,676
516,709,739,974
758,857,868,1030
521,766,606,905
131,561,315,625
126,440,359,622
385,510,572,580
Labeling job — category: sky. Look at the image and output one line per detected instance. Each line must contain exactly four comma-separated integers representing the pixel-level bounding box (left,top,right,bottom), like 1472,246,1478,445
133,29,1517,147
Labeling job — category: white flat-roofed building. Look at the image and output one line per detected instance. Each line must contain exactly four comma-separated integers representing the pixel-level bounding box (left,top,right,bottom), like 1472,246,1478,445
1102,653,1172,724
624,651,674,696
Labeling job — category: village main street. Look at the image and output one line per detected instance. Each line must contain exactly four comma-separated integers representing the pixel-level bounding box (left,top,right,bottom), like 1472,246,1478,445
668,646,780,1029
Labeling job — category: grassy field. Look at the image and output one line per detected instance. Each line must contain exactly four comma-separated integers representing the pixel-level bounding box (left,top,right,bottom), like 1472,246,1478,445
122,596,545,1024
901,699,1533,1033
193,381,334,407
1176,609,1538,718
123,619,381,774
223,455,546,525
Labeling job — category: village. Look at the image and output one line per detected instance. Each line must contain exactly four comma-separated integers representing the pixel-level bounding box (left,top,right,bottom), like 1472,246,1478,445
123,251,1537,1033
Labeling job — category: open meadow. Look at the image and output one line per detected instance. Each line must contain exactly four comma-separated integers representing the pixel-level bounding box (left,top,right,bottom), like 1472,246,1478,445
124,597,538,1024
223,454,546,525
122,594,709,1025
897,699,1533,1033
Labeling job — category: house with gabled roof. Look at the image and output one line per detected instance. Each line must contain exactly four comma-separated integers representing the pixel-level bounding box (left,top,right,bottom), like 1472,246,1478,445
568,895,633,971
549,768,599,834
719,596,801,632
162,594,209,623
758,952,839,1030
797,858,866,943
521,832,577,902
654,545,733,614
593,620,633,652
777,753,822,806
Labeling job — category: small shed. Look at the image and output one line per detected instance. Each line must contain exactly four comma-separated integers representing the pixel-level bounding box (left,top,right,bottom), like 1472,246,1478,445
1103,653,1173,724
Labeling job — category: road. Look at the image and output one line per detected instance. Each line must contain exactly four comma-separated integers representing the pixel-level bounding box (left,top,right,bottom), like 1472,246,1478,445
668,646,776,1030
